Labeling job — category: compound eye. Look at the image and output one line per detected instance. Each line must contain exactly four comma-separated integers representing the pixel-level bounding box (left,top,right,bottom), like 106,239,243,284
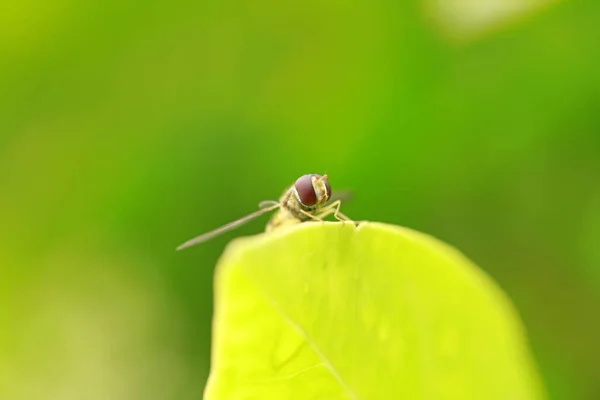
294,174,318,206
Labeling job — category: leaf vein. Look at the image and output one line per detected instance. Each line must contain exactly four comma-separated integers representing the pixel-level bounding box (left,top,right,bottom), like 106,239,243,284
253,284,362,400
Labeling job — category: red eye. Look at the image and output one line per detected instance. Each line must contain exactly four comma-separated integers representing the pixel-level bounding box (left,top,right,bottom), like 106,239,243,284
294,174,318,206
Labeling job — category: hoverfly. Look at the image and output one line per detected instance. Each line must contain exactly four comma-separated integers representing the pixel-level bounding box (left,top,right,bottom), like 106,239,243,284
176,174,352,250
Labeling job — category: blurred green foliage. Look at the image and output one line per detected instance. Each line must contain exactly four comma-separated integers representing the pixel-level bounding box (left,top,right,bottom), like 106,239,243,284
0,0,598,399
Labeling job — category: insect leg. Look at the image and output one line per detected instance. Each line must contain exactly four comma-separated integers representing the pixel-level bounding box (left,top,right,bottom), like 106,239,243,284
298,208,325,222
315,200,353,223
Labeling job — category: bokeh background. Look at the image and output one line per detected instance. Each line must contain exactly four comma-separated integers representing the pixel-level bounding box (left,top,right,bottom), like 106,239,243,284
1,1,599,399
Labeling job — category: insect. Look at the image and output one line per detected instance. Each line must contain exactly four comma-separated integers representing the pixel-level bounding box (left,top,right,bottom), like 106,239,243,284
176,174,352,250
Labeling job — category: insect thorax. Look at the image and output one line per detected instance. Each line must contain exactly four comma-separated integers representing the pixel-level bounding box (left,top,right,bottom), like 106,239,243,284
266,188,316,232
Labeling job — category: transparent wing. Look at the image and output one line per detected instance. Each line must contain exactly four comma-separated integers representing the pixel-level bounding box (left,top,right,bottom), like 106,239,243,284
176,203,281,250
327,189,353,205
258,200,279,209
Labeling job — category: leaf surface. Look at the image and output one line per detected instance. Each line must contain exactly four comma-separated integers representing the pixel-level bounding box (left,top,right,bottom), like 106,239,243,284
205,222,545,400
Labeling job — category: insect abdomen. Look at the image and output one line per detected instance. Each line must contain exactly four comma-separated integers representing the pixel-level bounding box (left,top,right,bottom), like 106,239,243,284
265,209,301,232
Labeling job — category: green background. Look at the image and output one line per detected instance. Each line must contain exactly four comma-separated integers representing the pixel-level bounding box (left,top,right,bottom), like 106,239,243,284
1,1,598,399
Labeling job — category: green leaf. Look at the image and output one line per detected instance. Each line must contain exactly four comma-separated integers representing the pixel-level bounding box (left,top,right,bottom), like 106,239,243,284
204,222,545,400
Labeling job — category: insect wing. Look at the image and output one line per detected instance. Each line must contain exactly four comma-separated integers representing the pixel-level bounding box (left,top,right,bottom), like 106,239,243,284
258,200,279,209
176,203,281,250
327,189,353,205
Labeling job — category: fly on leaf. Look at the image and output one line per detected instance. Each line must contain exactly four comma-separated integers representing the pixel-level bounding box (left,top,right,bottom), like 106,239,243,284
176,174,352,250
